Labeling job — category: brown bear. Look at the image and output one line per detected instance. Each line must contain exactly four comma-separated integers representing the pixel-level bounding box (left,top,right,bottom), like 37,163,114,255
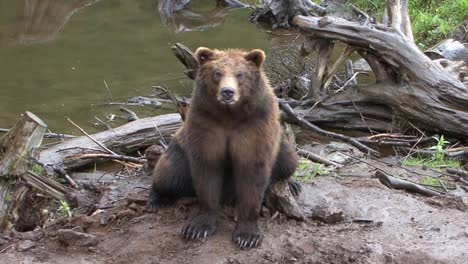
147,47,299,249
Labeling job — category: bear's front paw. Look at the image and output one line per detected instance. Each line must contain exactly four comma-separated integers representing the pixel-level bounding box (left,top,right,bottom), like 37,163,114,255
288,178,302,197
233,222,262,249
146,188,159,212
181,213,217,240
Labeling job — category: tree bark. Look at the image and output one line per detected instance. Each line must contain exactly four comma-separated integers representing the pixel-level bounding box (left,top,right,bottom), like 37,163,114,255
293,15,468,137
39,113,182,170
0,112,47,231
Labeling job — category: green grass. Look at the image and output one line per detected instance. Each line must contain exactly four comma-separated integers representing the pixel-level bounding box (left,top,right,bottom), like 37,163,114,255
349,0,468,48
402,156,460,171
419,175,442,187
293,160,329,182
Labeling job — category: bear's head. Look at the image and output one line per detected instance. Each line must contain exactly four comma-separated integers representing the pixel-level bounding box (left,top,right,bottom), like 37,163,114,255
194,47,266,107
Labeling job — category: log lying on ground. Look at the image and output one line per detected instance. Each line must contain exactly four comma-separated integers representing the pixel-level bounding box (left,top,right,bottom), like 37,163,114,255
375,171,442,197
39,114,182,170
293,14,468,138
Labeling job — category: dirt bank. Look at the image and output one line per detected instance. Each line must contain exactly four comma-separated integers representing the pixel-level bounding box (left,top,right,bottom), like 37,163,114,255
2,173,467,264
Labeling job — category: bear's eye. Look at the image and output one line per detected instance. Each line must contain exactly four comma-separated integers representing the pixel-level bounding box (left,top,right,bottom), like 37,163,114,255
235,73,244,81
213,70,223,81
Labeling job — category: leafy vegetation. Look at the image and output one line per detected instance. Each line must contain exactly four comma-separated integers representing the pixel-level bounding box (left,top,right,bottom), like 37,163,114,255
402,135,460,170
419,176,442,187
32,164,44,175
58,200,72,218
349,0,468,48
293,160,329,182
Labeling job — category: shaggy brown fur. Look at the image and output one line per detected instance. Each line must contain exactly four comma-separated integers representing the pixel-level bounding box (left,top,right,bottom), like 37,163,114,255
148,47,299,249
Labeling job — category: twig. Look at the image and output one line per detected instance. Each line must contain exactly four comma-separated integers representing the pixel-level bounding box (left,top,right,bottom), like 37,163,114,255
446,168,468,179
441,173,468,186
94,116,112,130
66,117,117,156
0,128,75,139
375,171,443,196
436,178,448,192
399,147,468,159
281,103,380,156
0,244,13,253
302,72,368,117
352,100,375,135
350,4,371,25
296,148,341,167
335,150,393,176
103,80,113,103
68,153,145,164
154,124,168,147
52,165,79,189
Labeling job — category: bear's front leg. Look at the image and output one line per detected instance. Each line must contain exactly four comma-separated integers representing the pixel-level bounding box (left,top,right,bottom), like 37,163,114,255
232,160,271,249
181,161,223,240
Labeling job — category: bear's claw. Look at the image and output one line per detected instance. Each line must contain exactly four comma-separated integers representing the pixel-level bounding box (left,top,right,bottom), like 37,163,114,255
233,223,262,249
146,188,159,211
181,214,216,241
288,179,302,197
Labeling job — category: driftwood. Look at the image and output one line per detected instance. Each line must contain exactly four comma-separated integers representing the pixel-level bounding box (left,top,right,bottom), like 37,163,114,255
158,0,246,33
172,43,198,80
375,171,442,197
250,0,326,29
296,148,340,167
0,128,74,139
39,114,182,170
251,0,468,137
293,13,468,138
282,103,379,156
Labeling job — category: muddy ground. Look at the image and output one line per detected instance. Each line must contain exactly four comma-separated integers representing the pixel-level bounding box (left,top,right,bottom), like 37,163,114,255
2,151,468,264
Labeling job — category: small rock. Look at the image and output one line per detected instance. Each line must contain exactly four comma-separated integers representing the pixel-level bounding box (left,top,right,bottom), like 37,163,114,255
14,230,45,241
310,197,346,224
126,193,148,206
313,209,345,224
57,229,99,247
116,209,138,220
0,238,9,246
16,240,36,252
129,202,145,213
265,181,304,221
71,215,96,230
71,226,85,233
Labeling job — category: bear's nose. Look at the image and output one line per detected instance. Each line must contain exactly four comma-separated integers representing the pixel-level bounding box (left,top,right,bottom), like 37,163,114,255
221,87,235,100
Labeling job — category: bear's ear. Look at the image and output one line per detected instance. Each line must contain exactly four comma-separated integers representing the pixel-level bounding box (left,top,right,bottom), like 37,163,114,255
195,47,215,65
245,49,265,67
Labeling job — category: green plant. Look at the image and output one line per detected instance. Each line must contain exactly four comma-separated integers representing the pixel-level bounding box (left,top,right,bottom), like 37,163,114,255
429,135,449,161
58,200,72,218
32,164,44,174
350,0,468,47
293,160,329,182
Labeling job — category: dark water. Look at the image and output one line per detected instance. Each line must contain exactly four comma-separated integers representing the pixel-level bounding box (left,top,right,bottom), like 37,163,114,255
0,0,270,134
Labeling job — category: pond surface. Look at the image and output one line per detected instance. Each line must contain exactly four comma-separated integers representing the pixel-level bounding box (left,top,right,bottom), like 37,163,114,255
0,0,271,134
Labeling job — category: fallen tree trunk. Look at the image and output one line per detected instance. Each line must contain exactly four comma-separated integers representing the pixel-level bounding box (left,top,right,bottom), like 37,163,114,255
39,113,182,170
293,14,468,137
